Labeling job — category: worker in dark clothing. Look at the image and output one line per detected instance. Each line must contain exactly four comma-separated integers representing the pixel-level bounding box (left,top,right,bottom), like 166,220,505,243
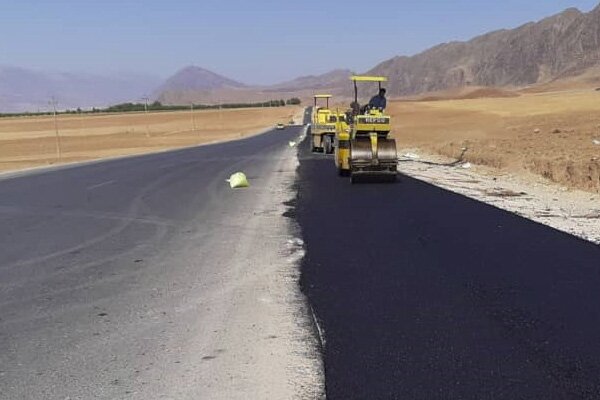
368,88,387,111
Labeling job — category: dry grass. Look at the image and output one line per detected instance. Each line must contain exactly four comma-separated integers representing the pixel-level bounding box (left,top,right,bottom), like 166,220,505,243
389,90,600,193
0,107,299,172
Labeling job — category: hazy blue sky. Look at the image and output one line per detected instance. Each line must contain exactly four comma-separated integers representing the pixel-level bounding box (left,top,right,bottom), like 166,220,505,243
0,0,598,84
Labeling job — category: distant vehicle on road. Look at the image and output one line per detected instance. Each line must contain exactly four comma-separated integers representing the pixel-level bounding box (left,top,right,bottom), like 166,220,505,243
276,123,286,130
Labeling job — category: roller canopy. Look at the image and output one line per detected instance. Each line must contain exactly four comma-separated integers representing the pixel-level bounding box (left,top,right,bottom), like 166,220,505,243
350,76,388,82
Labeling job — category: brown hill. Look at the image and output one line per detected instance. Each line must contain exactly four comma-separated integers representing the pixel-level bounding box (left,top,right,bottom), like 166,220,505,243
369,5,600,96
155,66,246,104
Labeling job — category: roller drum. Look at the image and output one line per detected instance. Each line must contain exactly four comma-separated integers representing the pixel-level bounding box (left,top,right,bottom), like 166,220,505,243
349,137,398,183
377,138,398,165
349,137,373,163
349,137,397,166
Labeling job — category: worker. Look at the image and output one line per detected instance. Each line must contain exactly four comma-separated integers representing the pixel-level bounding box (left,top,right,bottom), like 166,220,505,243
368,88,387,111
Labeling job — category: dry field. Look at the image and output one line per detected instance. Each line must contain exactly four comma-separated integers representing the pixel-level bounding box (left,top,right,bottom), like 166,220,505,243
0,106,299,173
389,89,600,193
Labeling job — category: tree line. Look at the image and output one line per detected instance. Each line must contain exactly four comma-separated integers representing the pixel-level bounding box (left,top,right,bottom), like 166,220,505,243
0,98,302,118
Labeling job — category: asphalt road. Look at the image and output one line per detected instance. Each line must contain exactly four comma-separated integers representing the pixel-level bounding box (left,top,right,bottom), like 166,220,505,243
0,122,323,399
4,107,600,400
295,135,600,399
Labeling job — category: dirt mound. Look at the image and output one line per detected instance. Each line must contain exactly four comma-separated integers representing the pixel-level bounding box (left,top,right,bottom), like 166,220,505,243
458,88,519,99
417,95,450,102
522,67,600,93
414,87,519,102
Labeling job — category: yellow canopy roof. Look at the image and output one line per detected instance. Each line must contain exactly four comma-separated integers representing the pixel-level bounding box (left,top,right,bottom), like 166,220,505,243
314,94,333,98
350,76,388,82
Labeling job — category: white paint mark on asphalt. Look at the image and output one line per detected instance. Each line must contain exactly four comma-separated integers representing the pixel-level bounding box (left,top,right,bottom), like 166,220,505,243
310,304,326,348
87,180,115,190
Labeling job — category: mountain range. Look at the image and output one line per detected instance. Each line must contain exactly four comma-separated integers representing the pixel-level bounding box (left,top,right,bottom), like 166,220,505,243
2,3,600,112
0,66,161,113
368,5,600,96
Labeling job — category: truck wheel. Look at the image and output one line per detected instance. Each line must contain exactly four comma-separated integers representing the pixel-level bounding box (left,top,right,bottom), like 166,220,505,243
311,136,318,152
323,136,331,154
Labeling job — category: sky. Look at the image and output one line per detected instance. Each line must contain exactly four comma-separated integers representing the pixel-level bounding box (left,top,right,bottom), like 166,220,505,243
0,0,598,85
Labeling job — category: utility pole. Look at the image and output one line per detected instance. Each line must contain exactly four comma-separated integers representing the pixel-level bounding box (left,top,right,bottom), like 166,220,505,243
78,106,84,135
49,97,61,161
141,96,150,137
218,98,223,130
190,103,196,132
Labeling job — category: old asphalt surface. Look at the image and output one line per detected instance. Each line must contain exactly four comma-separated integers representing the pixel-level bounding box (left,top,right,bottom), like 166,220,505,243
0,124,325,399
296,112,600,399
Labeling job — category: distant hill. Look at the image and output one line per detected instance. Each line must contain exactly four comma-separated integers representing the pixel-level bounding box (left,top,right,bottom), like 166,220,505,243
160,66,245,91
154,66,249,105
0,66,160,113
154,67,353,105
265,69,352,92
368,5,600,96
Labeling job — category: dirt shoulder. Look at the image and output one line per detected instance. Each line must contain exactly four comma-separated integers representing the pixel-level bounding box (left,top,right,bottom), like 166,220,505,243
0,106,302,173
390,90,600,194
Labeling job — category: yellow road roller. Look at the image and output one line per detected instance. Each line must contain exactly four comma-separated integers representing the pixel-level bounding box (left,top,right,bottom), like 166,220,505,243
311,94,337,154
333,109,351,175
335,76,397,183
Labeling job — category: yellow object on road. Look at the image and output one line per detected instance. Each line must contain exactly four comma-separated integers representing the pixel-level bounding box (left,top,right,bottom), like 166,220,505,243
227,172,249,188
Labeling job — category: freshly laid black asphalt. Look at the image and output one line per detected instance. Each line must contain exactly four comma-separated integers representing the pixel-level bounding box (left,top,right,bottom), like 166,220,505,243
295,135,600,399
